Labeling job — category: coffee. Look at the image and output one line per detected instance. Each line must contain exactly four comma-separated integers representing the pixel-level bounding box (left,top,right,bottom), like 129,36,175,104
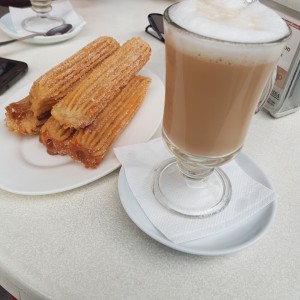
163,0,290,157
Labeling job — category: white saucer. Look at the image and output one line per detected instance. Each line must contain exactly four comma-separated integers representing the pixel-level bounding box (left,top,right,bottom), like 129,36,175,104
0,13,85,44
118,152,276,256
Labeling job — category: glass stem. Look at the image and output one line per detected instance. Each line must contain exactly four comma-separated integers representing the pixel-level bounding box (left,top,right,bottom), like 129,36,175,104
177,160,214,180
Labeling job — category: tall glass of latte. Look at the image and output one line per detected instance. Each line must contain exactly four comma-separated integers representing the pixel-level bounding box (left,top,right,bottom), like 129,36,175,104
153,0,291,217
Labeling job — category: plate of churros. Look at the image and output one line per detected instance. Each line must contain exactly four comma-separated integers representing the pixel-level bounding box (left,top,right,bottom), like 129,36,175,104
0,36,164,195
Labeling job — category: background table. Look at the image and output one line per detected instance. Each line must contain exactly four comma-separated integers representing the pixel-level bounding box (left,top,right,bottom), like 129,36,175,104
0,0,300,299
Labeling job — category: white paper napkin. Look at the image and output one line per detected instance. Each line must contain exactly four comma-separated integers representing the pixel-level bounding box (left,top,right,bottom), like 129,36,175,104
114,138,277,244
9,0,85,35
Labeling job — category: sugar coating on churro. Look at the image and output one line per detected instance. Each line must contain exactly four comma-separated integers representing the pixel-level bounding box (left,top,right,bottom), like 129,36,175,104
5,37,120,136
68,76,151,168
30,36,120,117
51,37,151,129
4,36,152,170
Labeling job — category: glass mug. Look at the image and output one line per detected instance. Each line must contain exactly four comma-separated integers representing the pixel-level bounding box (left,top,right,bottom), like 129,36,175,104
153,3,291,217
22,0,64,33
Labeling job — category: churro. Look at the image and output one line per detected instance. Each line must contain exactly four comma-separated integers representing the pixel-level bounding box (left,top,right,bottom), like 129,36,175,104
5,37,120,135
51,37,151,129
30,36,120,118
68,76,151,168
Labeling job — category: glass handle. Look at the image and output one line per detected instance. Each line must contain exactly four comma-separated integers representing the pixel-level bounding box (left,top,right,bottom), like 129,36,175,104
255,66,277,114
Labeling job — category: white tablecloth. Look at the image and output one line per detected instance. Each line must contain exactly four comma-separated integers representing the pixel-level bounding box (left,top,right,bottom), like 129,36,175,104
0,1,299,299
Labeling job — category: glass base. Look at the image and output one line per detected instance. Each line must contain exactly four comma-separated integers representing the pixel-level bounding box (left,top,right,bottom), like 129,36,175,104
153,158,231,218
22,16,64,33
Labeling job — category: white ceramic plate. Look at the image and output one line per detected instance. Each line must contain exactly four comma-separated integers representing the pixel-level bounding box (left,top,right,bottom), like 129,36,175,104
0,13,85,44
0,69,164,195
118,153,276,256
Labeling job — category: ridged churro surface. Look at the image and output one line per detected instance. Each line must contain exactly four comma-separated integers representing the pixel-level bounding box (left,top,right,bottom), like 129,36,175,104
39,116,75,155
51,37,151,129
68,76,151,168
4,36,152,170
30,36,120,117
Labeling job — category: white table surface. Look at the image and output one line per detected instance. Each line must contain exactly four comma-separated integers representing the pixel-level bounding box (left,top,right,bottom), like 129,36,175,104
0,1,300,299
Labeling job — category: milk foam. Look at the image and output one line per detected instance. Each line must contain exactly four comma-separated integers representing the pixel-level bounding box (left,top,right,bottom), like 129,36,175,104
169,0,290,43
